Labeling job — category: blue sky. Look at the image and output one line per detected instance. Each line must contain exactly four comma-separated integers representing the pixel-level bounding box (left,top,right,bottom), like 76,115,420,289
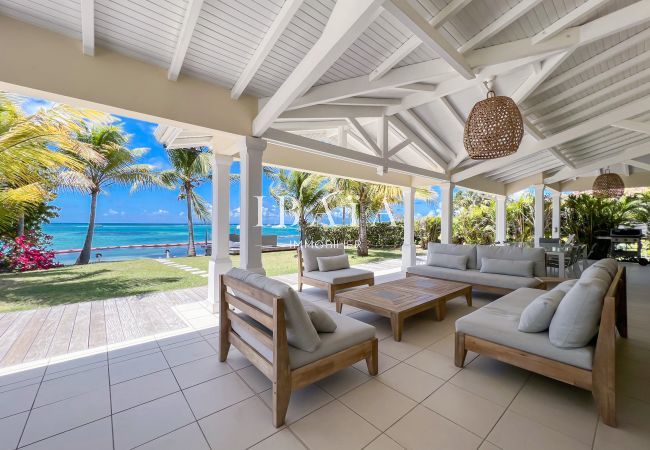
18,94,443,224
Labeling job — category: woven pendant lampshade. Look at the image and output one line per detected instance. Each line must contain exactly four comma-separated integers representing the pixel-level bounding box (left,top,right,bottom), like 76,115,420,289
464,90,524,159
592,170,625,198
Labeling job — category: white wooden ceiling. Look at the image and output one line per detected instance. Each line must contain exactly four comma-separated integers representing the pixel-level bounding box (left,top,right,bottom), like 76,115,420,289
3,0,650,188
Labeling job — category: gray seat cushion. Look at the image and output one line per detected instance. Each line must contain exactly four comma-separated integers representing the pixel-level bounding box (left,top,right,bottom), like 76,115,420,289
477,245,546,277
232,309,375,369
456,288,594,369
304,268,374,285
301,245,345,272
480,258,534,278
428,243,477,269
406,265,542,290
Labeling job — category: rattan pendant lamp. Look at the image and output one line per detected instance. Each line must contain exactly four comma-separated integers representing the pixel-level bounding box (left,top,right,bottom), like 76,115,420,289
592,169,625,198
464,81,524,159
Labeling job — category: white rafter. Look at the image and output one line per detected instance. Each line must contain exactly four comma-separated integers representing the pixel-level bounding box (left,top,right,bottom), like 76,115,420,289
523,118,575,169
400,110,456,160
346,117,382,157
168,0,205,81
385,0,474,79
611,120,650,135
80,0,94,56
430,0,475,27
231,0,303,99
511,52,571,104
369,36,422,82
532,0,609,45
253,0,386,136
388,116,449,170
395,83,437,92
459,0,543,53
327,98,401,107
387,139,411,157
626,159,650,171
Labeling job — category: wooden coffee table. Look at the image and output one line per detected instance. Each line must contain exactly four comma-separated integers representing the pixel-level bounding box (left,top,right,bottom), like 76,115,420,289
335,276,472,341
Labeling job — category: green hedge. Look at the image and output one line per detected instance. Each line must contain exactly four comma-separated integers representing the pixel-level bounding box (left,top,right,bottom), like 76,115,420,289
304,222,405,248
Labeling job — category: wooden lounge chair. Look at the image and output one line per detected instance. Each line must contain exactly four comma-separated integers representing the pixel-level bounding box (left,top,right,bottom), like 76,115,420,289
219,271,378,427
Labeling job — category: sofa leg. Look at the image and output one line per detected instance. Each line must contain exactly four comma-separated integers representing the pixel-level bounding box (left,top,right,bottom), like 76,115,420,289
328,285,336,302
366,338,378,376
368,278,375,287
455,332,467,368
593,384,616,427
298,282,303,292
273,378,291,428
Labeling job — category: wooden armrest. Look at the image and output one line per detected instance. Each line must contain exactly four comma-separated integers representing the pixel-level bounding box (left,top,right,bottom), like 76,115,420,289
536,277,571,289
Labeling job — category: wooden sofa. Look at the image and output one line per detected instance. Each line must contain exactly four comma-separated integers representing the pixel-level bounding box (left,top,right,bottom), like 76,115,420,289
219,272,378,427
297,246,374,302
455,265,627,427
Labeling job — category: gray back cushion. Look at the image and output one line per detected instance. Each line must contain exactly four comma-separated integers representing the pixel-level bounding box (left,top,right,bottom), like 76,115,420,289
428,253,468,270
428,243,477,269
226,268,321,352
477,245,546,277
551,279,578,295
480,258,534,278
518,290,565,333
549,277,609,348
301,245,345,272
590,258,618,278
317,254,350,272
303,302,337,332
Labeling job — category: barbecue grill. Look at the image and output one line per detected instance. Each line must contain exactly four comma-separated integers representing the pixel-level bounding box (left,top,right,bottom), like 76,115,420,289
599,228,647,265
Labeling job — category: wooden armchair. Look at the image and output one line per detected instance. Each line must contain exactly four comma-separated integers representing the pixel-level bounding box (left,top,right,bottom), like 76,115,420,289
219,274,378,427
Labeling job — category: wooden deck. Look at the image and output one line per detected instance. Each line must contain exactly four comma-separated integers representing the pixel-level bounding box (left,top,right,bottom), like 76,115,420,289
0,286,212,369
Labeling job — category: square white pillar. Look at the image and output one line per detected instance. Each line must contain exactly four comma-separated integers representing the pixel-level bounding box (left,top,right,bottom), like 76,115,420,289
401,187,416,272
440,182,454,244
495,194,507,244
551,190,561,239
207,154,233,313
534,184,545,247
239,136,267,274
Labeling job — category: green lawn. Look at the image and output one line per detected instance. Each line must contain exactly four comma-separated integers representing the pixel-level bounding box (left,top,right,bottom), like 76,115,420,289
0,248,412,313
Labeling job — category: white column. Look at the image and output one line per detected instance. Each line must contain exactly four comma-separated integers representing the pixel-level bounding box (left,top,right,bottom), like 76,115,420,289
440,182,454,244
401,187,416,272
533,184,545,247
207,154,233,313
239,136,267,274
551,190,561,239
495,194,506,244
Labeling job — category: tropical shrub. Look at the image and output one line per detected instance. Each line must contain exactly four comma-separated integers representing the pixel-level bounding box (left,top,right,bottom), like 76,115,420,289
304,222,404,248
0,232,60,272
415,216,440,248
452,191,495,245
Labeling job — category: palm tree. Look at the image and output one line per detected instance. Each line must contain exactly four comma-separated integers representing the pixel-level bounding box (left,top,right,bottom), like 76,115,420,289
60,125,161,264
269,170,330,244
0,93,106,233
159,147,212,257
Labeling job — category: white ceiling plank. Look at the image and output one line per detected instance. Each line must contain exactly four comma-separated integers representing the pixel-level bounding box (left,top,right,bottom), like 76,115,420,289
511,52,571,104
459,0,544,53
388,116,449,170
438,97,465,128
347,117,383,157
452,94,650,182
611,120,650,135
579,0,650,45
400,110,456,160
430,0,475,27
626,159,650,171
253,0,393,136
327,98,401,107
369,35,422,82
523,118,576,169
168,0,205,81
230,0,303,99
80,0,94,56
545,142,650,183
385,0,474,79
532,0,609,45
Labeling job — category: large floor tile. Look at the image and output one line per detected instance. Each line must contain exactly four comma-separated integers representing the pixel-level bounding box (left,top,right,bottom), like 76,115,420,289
509,375,598,445
261,384,333,424
290,400,380,450
364,434,405,450
237,365,272,393
0,367,44,388
353,352,399,374
21,417,112,450
423,383,505,438
44,353,107,379
108,340,159,361
386,405,482,450
340,379,416,431
317,366,370,398
488,411,590,450
199,396,278,450
379,339,423,361
250,429,307,450
427,333,479,364
20,387,111,447
109,351,168,384
0,411,28,450
34,365,108,407
171,354,232,389
593,395,650,450
449,356,529,406
137,422,210,450
0,383,39,419
404,349,460,380
162,340,216,367
111,369,179,413
112,392,194,450
221,347,253,370
183,372,253,419
377,362,444,402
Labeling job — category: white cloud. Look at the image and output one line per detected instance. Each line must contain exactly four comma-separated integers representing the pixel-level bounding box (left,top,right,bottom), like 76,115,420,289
178,212,184,216
230,207,240,219
104,209,119,216
152,209,169,215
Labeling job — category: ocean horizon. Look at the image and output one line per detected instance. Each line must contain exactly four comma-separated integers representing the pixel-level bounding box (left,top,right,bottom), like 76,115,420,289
43,223,302,265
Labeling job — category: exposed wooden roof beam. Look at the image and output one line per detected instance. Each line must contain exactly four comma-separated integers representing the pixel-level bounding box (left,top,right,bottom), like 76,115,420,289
346,117,382,157
459,0,543,53
253,0,386,136
394,83,437,92
511,52,571,104
611,119,650,136
388,116,448,170
532,0,609,45
278,104,384,120
626,159,650,171
385,0,474,79
168,0,205,81
430,0,475,27
231,0,303,99
369,36,422,82
80,0,94,56
523,118,575,169
399,110,456,160
327,98,401,107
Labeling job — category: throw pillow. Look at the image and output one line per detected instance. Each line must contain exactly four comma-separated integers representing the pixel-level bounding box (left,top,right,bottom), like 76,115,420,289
480,258,534,277
518,290,566,332
427,253,468,270
303,302,337,332
317,254,350,272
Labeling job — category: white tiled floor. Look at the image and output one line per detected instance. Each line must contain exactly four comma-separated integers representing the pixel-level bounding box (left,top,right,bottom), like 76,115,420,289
0,263,648,449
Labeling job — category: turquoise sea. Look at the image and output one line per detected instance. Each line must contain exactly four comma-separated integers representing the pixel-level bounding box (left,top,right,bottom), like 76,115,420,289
43,223,301,265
